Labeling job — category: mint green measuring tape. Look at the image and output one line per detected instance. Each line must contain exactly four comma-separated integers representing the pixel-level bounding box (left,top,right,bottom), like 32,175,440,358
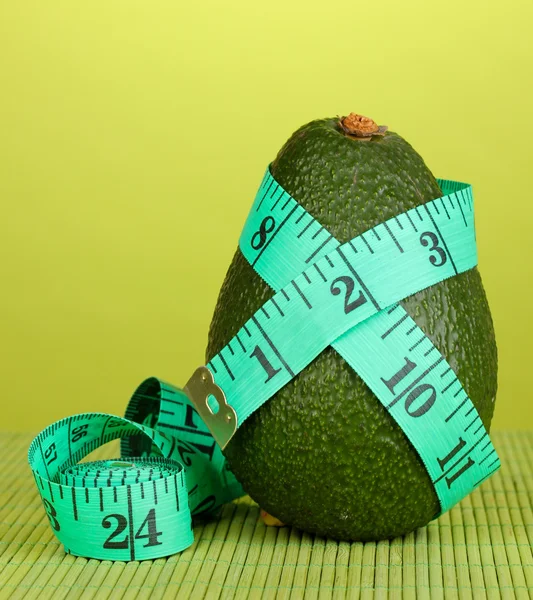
28,165,500,560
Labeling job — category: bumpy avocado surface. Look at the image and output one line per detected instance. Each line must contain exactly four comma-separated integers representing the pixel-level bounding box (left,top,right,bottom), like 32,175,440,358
206,117,497,541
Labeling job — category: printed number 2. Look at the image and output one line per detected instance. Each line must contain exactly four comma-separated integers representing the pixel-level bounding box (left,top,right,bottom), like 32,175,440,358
420,231,447,267
330,276,367,314
102,508,162,549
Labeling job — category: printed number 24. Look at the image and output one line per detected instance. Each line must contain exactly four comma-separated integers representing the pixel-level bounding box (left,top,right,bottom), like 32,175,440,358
102,508,162,549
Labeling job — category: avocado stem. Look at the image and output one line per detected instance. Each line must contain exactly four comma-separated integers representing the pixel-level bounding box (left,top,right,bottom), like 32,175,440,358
340,113,388,140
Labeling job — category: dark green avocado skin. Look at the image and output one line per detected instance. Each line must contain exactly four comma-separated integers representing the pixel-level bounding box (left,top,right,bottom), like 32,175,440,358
206,118,498,541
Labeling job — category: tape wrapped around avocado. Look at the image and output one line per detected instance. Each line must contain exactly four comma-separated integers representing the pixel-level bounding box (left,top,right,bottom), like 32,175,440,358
29,114,499,556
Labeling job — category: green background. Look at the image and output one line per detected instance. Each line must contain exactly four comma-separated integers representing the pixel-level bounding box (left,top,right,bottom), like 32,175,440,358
0,1,531,431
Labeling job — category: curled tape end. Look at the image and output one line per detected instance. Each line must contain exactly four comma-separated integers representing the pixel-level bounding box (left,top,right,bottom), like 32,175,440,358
184,366,237,451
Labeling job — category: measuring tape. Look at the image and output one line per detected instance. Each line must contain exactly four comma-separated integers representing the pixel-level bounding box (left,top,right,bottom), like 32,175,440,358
193,166,499,512
28,381,243,560
28,164,500,560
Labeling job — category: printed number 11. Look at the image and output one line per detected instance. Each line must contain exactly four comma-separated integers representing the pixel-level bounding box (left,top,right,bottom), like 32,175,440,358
437,437,475,489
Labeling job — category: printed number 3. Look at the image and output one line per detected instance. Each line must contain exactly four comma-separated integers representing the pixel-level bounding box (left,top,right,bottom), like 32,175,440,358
43,498,60,531
420,231,447,267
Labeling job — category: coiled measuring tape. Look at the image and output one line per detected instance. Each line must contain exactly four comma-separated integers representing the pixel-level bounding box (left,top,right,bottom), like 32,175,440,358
28,381,244,560
28,165,500,560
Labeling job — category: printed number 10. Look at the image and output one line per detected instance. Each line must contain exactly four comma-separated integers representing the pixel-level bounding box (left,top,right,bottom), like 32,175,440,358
381,357,437,417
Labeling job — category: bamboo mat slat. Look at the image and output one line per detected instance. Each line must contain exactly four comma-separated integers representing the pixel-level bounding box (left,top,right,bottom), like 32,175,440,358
1,431,532,598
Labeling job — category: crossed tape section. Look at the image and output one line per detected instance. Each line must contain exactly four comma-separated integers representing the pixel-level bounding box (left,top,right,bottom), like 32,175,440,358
199,166,499,514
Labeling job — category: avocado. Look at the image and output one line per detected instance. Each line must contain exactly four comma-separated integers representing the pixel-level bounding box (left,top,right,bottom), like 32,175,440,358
206,115,497,541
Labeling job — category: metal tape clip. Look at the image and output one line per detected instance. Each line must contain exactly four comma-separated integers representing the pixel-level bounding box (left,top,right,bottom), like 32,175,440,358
184,366,237,450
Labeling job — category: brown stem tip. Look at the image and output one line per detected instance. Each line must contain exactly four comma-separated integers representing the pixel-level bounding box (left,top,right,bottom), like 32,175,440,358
260,509,285,527
339,113,388,141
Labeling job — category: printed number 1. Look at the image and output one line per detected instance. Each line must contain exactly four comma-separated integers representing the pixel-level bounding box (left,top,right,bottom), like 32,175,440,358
250,345,281,383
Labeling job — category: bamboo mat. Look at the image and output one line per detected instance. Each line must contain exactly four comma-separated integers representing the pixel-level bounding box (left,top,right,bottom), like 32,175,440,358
1,431,532,599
